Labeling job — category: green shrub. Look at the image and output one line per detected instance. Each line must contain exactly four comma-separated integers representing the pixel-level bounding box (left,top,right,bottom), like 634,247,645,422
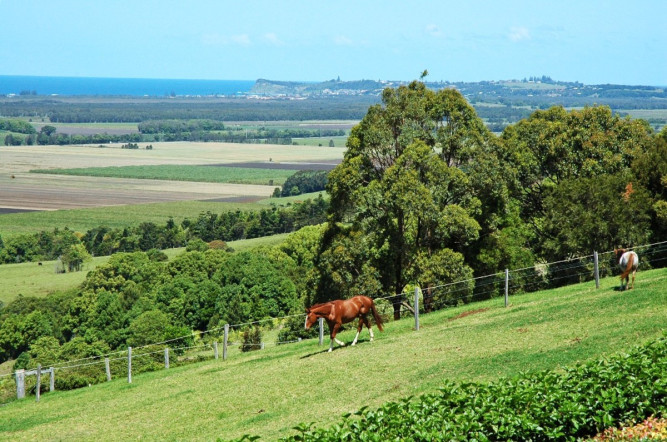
283,334,667,441
241,326,262,352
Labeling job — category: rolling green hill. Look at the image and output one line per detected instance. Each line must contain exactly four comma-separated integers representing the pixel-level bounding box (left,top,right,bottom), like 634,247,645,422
0,268,665,440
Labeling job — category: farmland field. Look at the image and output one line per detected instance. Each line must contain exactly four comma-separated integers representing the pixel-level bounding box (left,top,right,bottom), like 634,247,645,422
0,268,665,440
30,164,298,185
0,142,344,213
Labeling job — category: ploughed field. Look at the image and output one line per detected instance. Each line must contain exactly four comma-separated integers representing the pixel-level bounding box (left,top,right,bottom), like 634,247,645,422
0,142,343,211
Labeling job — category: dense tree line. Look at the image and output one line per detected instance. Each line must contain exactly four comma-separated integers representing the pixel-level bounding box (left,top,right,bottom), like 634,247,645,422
0,118,36,134
279,170,328,196
0,96,377,123
0,248,301,371
0,195,328,264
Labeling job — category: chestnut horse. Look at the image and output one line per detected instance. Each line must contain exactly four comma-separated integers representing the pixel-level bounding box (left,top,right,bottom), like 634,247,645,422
615,248,639,290
305,295,384,352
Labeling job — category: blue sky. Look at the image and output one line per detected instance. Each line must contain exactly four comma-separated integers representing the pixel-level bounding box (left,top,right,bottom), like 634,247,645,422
1,0,665,85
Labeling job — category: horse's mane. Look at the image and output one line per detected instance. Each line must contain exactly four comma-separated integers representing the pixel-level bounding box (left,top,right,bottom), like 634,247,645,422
308,302,333,314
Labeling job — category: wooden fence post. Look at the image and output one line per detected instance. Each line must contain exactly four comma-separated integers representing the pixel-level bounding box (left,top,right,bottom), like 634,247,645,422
127,347,132,384
504,269,509,307
223,324,229,361
318,317,324,346
16,369,25,399
164,348,170,369
35,364,41,402
49,367,55,392
214,341,219,360
105,357,111,381
594,251,600,289
414,287,420,331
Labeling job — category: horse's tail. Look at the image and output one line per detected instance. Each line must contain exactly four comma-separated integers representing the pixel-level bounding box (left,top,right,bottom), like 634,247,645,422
620,252,636,280
370,300,384,332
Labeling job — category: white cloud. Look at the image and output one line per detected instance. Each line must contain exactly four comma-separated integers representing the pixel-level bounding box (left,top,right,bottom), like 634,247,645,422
263,33,284,46
426,24,442,37
509,27,530,42
231,34,251,46
334,35,353,46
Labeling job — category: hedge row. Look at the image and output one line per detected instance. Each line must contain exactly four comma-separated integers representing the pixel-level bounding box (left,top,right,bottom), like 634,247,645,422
280,334,667,441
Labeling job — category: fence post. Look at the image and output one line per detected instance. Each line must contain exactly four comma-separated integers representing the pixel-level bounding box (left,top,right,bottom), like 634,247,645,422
214,341,219,359
164,348,170,369
260,342,265,350
414,287,420,331
504,269,509,307
223,324,229,361
105,357,111,381
36,364,41,402
594,251,600,289
318,317,324,346
15,369,25,399
127,347,132,384
49,367,54,392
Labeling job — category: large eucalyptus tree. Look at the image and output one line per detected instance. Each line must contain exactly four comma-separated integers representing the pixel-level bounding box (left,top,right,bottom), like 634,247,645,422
316,80,496,318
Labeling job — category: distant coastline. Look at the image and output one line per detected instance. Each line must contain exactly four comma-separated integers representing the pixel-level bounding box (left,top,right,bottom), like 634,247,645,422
0,75,255,96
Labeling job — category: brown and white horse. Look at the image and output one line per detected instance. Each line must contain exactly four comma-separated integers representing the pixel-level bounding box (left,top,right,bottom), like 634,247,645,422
615,248,639,290
305,295,384,352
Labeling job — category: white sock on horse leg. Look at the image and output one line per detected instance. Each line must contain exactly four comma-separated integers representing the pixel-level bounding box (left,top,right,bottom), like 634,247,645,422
352,331,360,345
369,328,374,342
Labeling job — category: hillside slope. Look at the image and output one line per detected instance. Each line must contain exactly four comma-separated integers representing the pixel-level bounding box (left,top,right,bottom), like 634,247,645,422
0,269,665,440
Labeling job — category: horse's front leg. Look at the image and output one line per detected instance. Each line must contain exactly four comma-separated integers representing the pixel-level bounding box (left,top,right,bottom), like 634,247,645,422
352,318,364,346
329,322,344,352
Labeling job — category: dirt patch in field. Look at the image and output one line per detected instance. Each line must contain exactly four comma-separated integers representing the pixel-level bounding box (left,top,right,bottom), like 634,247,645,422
449,308,490,321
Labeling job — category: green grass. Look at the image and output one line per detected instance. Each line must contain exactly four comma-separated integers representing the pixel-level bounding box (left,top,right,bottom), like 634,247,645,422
30,165,296,186
0,268,665,440
0,200,266,237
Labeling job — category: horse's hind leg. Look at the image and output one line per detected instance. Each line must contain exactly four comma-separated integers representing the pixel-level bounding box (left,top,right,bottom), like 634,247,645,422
630,270,636,289
365,317,374,342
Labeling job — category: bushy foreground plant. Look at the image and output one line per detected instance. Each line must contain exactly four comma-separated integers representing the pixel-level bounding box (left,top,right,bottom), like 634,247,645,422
280,334,667,441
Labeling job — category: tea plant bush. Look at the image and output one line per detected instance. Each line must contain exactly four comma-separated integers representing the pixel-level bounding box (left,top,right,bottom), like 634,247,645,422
283,334,667,441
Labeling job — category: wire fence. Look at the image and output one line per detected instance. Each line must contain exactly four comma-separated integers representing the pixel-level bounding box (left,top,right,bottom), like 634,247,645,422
2,241,666,403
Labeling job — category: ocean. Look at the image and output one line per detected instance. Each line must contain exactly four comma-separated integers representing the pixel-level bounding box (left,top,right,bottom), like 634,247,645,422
0,75,255,96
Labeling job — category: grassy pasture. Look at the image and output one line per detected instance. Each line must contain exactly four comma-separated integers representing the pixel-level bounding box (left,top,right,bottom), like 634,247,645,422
30,165,296,186
0,268,665,440
0,200,266,237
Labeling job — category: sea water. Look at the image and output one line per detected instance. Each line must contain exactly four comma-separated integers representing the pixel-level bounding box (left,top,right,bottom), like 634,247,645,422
0,75,255,96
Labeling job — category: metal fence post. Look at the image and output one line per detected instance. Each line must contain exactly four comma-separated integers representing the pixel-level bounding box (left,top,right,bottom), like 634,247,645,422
594,251,600,289
223,324,229,360
164,348,170,369
49,367,55,392
318,317,324,346
127,347,132,384
504,269,509,307
214,341,219,359
414,287,420,331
